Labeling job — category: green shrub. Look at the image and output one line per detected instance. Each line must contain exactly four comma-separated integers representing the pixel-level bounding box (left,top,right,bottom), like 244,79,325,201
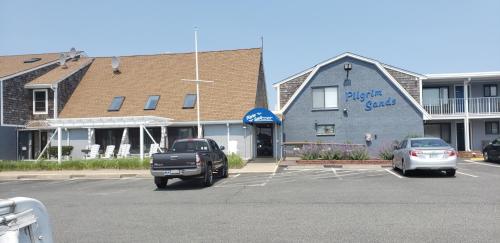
227,153,245,169
320,149,343,160
348,148,370,160
300,145,321,160
0,158,151,171
50,146,74,157
378,148,394,160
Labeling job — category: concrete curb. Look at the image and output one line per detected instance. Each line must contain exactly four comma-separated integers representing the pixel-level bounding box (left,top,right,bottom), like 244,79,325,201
0,168,261,181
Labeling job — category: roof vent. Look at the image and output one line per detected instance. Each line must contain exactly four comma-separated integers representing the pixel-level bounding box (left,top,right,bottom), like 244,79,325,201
23,57,42,63
69,47,77,59
111,56,120,73
59,53,68,69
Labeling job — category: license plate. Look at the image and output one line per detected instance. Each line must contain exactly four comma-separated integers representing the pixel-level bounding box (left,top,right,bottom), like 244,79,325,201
164,169,180,175
429,153,441,158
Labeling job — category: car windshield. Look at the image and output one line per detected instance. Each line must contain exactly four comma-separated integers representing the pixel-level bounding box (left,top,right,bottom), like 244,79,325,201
171,141,209,153
410,139,449,148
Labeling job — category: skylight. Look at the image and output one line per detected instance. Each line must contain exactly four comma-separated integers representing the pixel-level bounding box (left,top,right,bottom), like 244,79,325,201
23,57,42,63
183,94,197,109
144,95,160,110
108,96,125,111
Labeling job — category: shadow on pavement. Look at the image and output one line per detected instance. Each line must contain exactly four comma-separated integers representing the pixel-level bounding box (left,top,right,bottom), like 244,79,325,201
393,168,455,178
153,177,224,191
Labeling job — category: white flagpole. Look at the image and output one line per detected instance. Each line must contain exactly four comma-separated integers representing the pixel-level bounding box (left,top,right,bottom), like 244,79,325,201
195,28,202,138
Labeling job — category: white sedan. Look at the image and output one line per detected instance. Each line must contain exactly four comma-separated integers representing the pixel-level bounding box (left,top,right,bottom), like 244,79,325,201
392,137,457,176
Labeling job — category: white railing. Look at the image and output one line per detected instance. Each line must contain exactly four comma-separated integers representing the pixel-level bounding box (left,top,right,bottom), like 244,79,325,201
423,97,500,116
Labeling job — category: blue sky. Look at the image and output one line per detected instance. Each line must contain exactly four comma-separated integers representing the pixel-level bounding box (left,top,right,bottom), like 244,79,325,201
1,0,499,109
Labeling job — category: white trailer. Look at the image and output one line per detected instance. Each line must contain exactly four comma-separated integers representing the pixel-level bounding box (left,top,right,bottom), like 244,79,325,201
0,197,53,243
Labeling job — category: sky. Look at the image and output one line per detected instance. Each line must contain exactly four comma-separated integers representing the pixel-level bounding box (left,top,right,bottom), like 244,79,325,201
1,0,499,110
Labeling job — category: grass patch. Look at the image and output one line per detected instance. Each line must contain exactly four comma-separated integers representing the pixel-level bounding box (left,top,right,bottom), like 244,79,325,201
227,153,245,169
0,158,150,172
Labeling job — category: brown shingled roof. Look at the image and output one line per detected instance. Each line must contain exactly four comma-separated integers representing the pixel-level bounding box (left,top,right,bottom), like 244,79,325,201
25,57,93,87
0,53,60,78
59,48,263,122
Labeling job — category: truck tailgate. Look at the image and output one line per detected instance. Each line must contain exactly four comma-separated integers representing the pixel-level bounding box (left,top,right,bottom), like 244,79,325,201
152,153,197,169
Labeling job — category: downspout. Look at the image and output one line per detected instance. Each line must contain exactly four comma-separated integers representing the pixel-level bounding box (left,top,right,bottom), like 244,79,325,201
52,85,58,119
0,79,3,126
226,123,230,153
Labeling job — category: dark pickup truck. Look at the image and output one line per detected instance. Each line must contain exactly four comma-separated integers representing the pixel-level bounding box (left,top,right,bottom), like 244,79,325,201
150,138,228,188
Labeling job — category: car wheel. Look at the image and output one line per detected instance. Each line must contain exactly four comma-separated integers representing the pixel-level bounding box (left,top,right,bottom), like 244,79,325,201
154,176,168,189
402,161,409,176
218,160,229,178
483,151,490,162
203,164,214,187
445,169,456,177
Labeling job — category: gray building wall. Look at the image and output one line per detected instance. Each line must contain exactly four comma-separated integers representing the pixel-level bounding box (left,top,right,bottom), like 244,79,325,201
60,129,88,159
283,57,424,156
203,123,254,160
0,126,17,160
470,119,500,150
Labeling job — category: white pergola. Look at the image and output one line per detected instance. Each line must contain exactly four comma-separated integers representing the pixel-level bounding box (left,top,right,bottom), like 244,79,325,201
44,116,172,163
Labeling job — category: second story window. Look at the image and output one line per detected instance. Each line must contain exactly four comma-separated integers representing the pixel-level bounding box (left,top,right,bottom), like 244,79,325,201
484,84,497,97
144,95,160,110
312,86,338,109
108,96,125,111
33,89,48,114
423,87,449,106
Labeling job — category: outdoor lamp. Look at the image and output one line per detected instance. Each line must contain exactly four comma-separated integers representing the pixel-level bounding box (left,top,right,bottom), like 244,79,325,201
344,63,352,80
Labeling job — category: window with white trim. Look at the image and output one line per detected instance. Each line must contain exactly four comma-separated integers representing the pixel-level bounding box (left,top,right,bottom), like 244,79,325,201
485,121,499,135
33,89,48,114
312,86,338,109
316,124,335,136
484,84,497,97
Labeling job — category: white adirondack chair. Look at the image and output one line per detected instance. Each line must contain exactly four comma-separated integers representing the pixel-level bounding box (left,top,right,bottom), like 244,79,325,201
102,145,115,159
148,144,160,157
85,144,100,159
117,144,131,158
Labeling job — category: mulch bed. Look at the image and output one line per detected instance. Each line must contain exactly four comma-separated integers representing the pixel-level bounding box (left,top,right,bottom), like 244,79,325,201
297,160,392,165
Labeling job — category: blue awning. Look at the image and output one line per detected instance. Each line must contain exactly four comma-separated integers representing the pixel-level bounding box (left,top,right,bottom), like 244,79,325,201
243,107,281,125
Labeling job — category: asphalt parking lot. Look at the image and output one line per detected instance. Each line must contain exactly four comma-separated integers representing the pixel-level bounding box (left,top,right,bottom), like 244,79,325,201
1,159,500,243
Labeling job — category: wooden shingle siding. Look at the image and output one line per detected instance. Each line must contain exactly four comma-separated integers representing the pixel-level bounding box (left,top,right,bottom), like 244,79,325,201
279,71,311,109
384,67,420,103
2,64,57,125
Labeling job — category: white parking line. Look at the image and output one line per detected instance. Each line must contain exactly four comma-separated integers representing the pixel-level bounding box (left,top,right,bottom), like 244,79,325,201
384,168,404,179
331,167,342,180
464,160,500,168
456,171,479,178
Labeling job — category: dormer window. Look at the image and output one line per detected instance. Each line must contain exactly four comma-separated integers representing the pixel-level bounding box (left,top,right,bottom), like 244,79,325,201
33,89,48,114
182,94,197,109
144,95,160,110
108,96,125,112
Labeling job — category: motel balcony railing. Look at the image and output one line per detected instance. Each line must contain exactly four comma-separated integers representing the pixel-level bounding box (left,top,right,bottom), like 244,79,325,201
423,97,500,116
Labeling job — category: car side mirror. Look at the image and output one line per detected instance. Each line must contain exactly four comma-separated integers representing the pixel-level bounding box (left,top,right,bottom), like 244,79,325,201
219,145,225,151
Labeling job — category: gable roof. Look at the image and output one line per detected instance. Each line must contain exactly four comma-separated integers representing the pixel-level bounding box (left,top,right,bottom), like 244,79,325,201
0,53,60,79
24,57,94,88
59,48,264,122
278,52,430,119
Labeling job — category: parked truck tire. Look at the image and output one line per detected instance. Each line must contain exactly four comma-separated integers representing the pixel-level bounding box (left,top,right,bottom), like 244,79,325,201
154,176,168,189
218,160,229,178
202,164,214,187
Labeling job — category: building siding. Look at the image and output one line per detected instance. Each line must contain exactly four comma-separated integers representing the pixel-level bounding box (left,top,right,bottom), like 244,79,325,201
283,57,424,156
385,67,421,103
2,63,58,125
279,71,311,109
57,64,90,113
0,126,17,160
